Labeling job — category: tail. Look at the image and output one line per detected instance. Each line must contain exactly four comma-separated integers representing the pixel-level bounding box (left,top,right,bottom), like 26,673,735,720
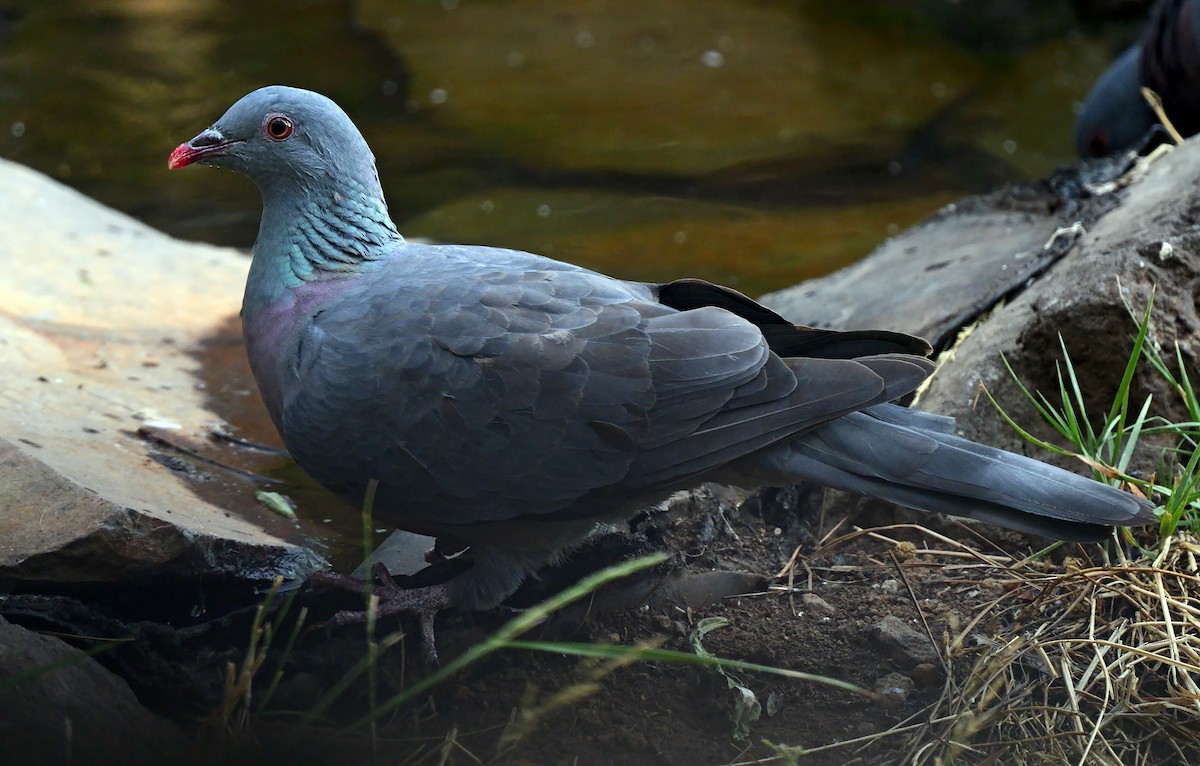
765,403,1157,541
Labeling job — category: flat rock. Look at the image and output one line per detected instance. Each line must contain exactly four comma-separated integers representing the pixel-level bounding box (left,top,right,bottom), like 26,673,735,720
761,140,1200,507
0,158,325,585
916,141,1200,458
760,206,1064,348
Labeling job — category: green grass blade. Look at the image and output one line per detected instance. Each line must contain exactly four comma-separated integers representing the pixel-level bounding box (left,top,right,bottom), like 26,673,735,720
1159,446,1200,538
997,353,1075,442
1105,295,1154,458
1056,339,1087,445
502,640,869,697
1175,344,1200,424
344,552,670,730
981,384,1076,457
1117,395,1154,475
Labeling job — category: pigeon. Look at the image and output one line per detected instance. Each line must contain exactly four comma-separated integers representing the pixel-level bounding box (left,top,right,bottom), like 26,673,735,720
1075,44,1156,157
1076,0,1200,157
171,86,1155,655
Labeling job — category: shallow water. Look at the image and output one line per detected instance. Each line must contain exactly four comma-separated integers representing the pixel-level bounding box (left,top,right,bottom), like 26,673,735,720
0,0,1138,296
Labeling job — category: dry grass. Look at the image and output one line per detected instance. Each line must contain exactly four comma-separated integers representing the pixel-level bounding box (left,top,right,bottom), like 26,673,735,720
887,282,1200,764
890,533,1200,765
747,522,1200,765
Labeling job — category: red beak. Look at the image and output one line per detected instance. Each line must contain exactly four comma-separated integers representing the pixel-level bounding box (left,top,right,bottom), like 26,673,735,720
168,128,231,170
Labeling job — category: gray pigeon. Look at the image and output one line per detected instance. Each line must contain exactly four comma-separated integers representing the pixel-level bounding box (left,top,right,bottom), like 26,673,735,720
171,86,1154,644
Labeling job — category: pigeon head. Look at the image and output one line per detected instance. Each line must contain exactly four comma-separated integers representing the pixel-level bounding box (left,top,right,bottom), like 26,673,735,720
168,85,378,193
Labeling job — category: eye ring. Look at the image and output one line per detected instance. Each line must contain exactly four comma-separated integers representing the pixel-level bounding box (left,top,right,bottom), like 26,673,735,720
263,114,294,141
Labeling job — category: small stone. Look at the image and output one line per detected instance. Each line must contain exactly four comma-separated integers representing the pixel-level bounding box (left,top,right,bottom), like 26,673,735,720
800,593,837,616
871,615,938,668
872,671,914,708
911,662,940,688
878,578,901,595
893,540,918,561
766,689,784,716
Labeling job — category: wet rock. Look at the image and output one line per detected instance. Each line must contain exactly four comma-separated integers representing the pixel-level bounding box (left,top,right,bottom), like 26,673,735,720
871,615,938,668
402,183,956,298
0,1,412,250
355,0,985,177
0,616,188,766
0,158,325,587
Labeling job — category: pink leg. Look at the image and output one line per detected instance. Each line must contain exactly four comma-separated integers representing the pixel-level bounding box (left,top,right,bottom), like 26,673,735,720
310,564,451,664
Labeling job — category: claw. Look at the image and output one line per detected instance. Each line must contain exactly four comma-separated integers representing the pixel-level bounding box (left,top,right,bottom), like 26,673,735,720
309,569,450,664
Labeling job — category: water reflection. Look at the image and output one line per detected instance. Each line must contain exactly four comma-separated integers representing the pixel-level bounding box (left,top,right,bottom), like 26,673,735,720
0,0,1139,295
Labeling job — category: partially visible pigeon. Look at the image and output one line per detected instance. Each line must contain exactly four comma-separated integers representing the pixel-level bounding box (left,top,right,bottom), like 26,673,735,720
171,86,1155,656
1075,44,1156,157
1076,0,1200,157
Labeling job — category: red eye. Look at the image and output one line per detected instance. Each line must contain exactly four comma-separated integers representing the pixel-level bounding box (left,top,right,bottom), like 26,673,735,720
264,114,294,140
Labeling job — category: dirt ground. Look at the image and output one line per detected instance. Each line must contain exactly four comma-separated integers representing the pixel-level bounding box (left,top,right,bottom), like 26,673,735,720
5,476,1043,766
375,492,947,766
25,476,1119,766
355,489,1050,766
256,483,1091,766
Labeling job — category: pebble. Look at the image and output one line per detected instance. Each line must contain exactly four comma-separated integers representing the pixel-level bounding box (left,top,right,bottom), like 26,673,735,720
800,592,837,616
872,671,915,708
911,662,940,688
870,615,938,668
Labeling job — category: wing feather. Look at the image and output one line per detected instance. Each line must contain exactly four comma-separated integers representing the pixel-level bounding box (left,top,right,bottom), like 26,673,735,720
281,255,932,531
